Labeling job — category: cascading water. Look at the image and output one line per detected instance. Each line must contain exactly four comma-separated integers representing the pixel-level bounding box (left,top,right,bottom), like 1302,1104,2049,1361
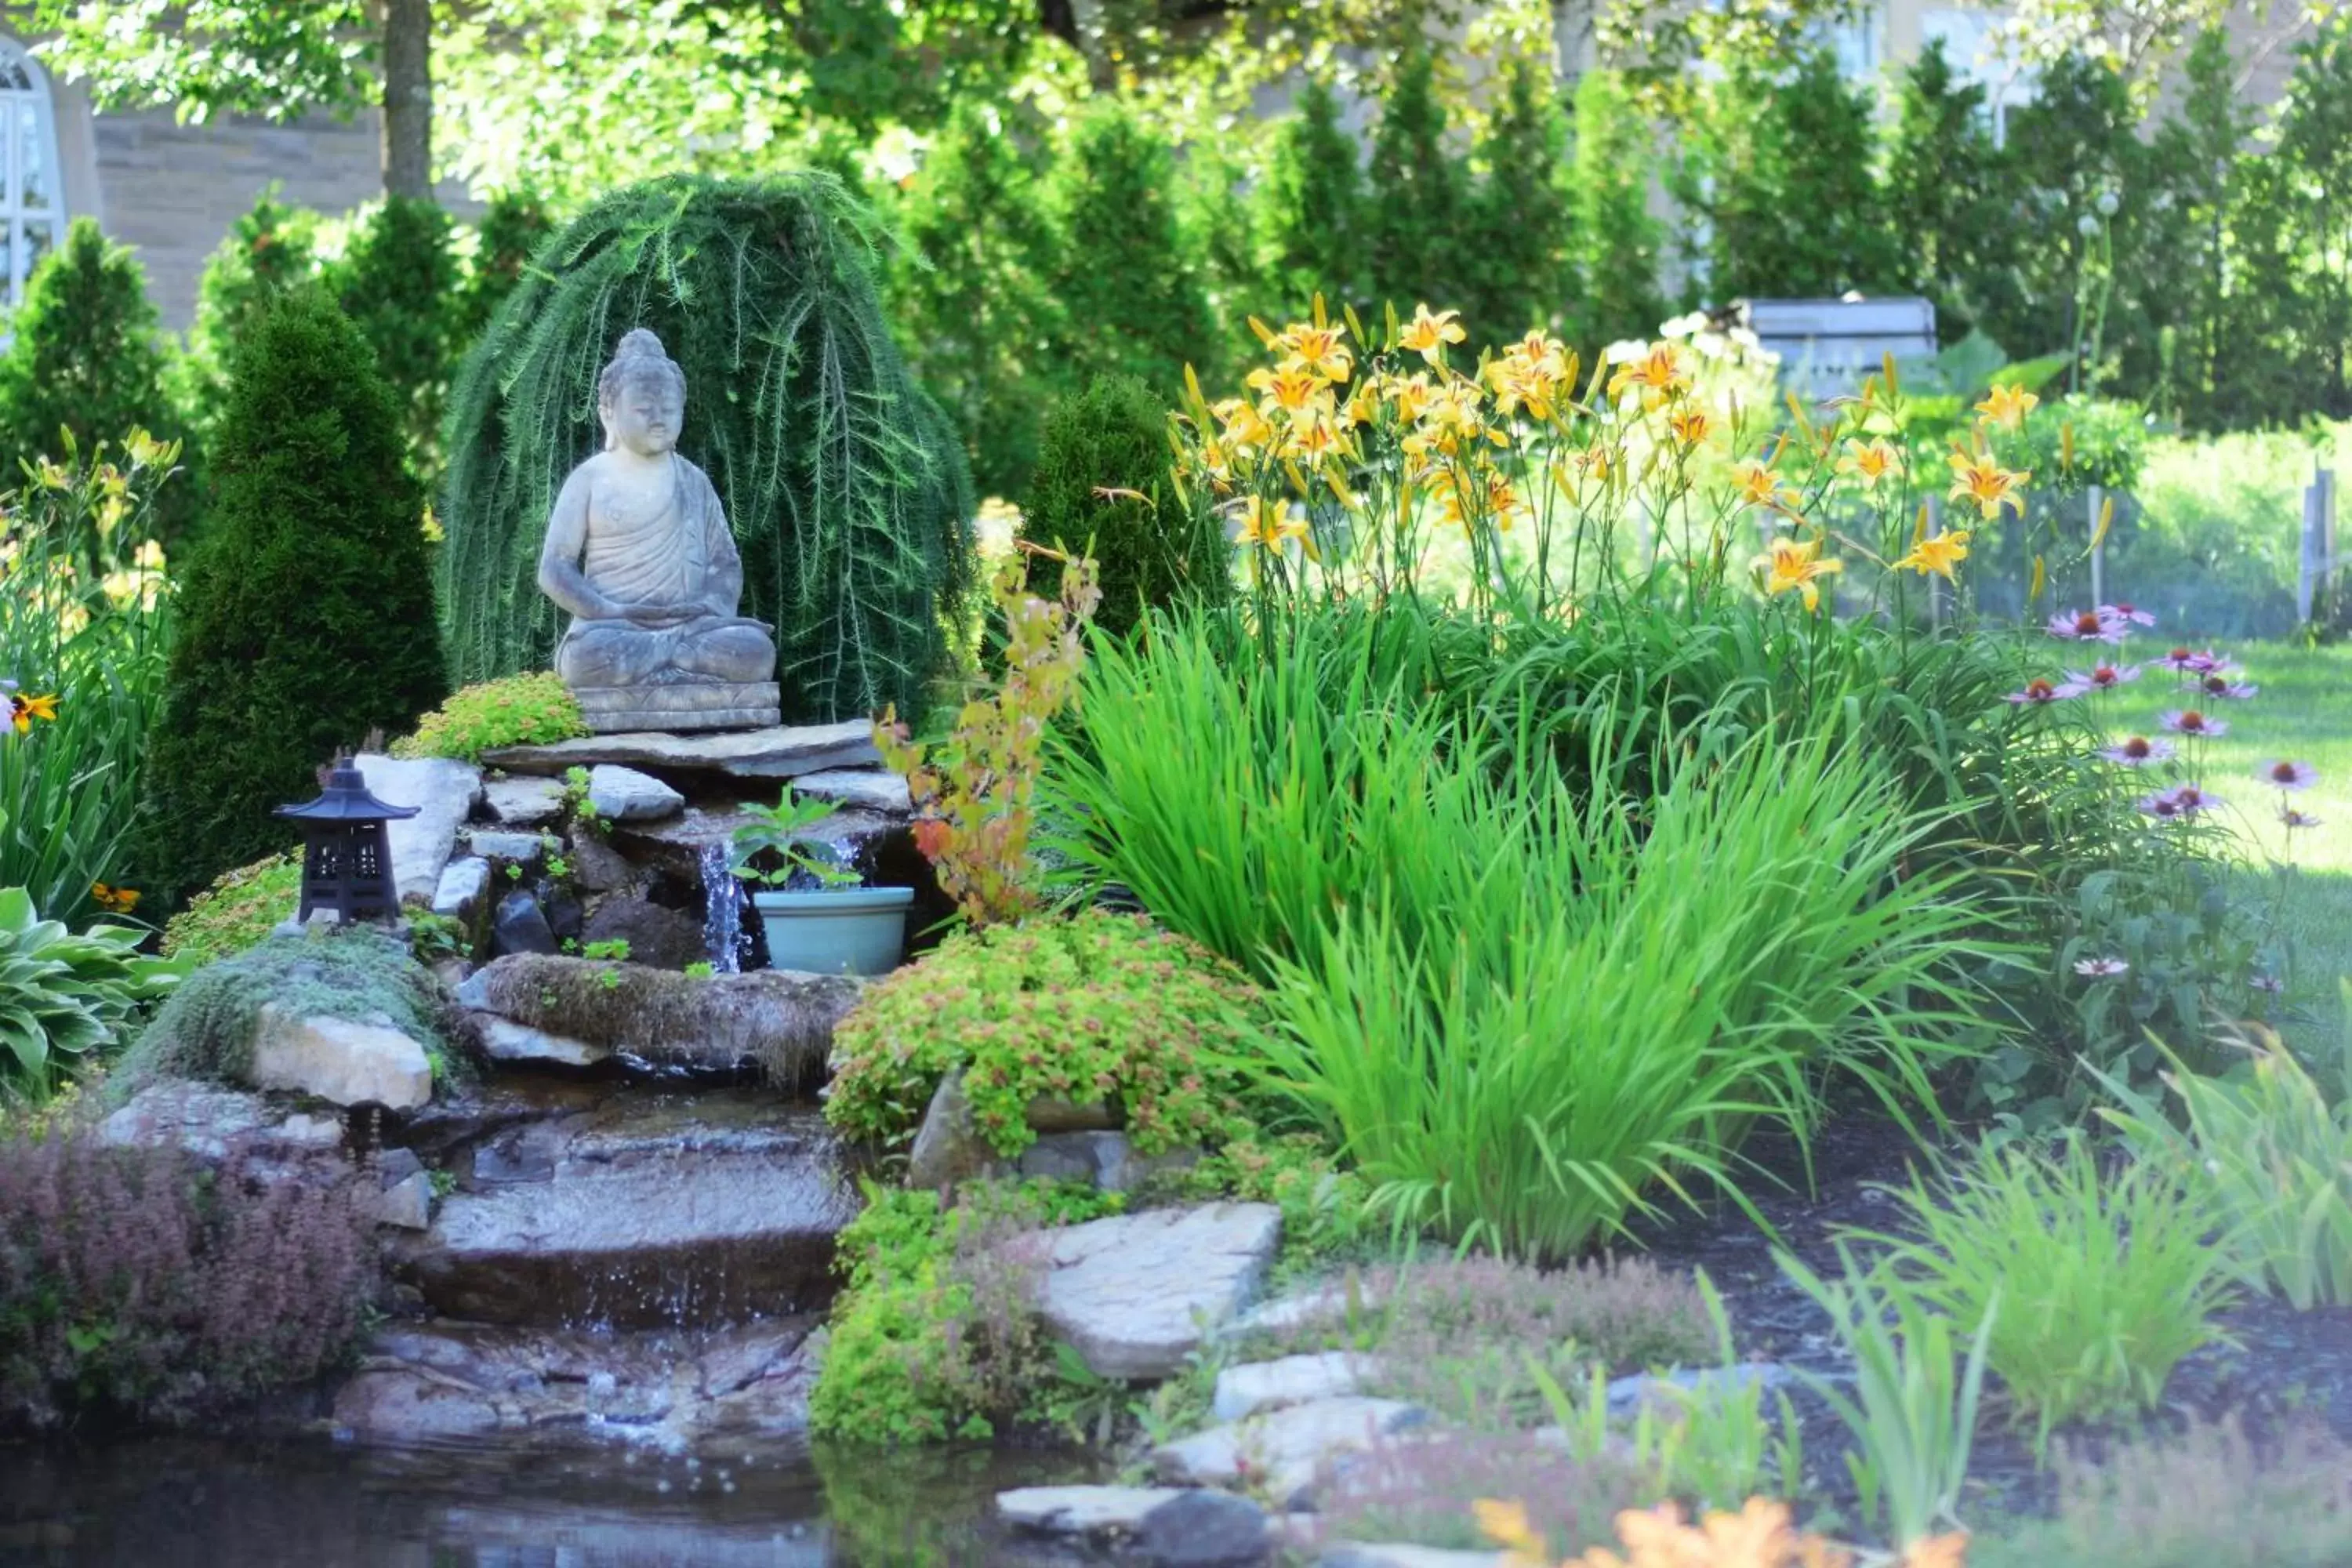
698,842,742,974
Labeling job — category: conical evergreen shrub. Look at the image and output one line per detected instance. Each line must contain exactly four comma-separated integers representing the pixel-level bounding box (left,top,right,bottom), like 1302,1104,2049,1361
1022,373,1226,638
176,188,321,453
439,173,975,720
1048,103,1220,397
0,217,181,486
332,195,461,468
143,286,447,906
1257,78,1366,318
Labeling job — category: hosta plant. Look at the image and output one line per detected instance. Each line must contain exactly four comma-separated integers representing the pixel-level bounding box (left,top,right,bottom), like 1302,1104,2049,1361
0,878,183,1100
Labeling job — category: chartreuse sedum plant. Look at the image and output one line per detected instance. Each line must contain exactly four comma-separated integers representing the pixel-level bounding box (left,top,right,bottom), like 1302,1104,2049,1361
2093,1002,2352,1309
1848,1138,2237,1452
391,672,586,763
1169,298,2027,628
1779,1246,1989,1561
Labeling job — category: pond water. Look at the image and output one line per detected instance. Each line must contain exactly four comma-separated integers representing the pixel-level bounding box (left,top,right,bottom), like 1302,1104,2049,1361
0,1435,1107,1568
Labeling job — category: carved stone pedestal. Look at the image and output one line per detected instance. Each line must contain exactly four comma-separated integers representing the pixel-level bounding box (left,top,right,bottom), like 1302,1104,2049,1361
574,681,782,735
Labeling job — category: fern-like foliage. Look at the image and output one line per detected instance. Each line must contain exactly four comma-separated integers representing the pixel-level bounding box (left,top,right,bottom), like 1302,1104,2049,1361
438,174,976,723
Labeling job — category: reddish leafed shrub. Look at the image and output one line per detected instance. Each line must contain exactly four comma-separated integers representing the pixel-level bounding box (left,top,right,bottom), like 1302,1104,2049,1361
0,1126,377,1430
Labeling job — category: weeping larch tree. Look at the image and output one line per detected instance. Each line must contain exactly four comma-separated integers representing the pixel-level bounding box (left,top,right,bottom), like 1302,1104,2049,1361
438,173,975,721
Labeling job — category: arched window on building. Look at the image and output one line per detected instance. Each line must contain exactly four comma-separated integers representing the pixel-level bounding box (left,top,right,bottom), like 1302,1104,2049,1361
0,37,66,309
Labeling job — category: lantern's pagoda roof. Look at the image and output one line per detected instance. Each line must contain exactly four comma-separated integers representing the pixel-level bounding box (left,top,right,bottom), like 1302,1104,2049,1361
274,755,422,823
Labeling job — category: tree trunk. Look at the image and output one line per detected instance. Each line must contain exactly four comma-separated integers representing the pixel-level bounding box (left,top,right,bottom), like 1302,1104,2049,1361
380,0,434,201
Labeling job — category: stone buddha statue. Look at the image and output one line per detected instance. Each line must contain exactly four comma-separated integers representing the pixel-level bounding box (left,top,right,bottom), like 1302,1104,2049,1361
537,329,782,733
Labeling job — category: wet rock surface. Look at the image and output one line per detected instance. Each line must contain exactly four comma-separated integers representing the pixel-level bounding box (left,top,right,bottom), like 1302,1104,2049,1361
332,1315,823,1453
400,1087,860,1330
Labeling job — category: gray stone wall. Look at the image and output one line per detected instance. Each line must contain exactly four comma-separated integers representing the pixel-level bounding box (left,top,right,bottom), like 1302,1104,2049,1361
90,105,387,329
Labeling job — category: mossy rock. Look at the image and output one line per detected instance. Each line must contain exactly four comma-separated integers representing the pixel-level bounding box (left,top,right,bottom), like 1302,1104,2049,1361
470,954,861,1087
118,927,458,1094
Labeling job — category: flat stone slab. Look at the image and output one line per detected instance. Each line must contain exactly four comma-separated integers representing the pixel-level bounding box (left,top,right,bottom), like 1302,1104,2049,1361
481,720,881,783
475,1016,608,1069
1214,1352,1374,1422
1033,1203,1281,1381
1320,1548,1506,1568
1153,1396,1427,1509
481,775,568,827
466,829,546,862
997,1486,1190,1536
574,681,782,735
787,768,911,815
402,1096,858,1329
586,764,684,823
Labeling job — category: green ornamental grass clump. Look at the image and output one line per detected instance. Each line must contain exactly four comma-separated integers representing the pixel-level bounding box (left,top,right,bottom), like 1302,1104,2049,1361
391,673,588,763
159,851,303,965
140,284,448,907
1022,374,1226,638
823,910,1269,1159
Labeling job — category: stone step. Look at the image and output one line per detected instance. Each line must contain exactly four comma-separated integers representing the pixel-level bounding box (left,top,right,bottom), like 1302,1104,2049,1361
398,1087,861,1330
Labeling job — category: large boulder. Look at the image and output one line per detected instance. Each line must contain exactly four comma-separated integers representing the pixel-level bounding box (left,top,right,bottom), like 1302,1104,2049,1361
354,753,483,905
1031,1203,1282,1381
586,764,683,824
248,1004,434,1110
468,953,860,1084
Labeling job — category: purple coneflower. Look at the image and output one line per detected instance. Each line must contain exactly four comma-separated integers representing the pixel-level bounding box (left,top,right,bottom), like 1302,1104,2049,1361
2156,646,2202,673
2006,676,2087,705
2161,710,2228,738
2250,974,2285,995
2068,663,2141,692
2198,673,2259,700
2172,783,2220,813
2100,602,2158,627
2281,806,2324,830
2138,784,2217,819
2046,608,2124,643
2074,956,2131,978
2101,735,2176,766
2186,648,2231,673
2260,760,2318,792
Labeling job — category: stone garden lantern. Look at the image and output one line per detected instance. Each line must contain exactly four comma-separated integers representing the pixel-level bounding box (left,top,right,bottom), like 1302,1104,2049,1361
274,752,417,924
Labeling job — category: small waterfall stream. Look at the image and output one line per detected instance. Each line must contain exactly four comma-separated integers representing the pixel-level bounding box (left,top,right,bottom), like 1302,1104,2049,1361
699,842,742,974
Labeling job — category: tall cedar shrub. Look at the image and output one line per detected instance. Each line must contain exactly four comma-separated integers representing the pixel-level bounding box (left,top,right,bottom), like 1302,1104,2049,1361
1178,140,1269,379
1049,103,1221,397
2259,16,2352,422
891,101,1064,499
0,219,183,522
1462,56,1573,345
1365,51,1467,314
143,286,447,906
1885,40,2019,347
2140,31,2257,427
1022,373,1225,637
1257,78,1366,318
438,174,975,717
1569,68,1666,347
176,188,321,452
332,195,460,468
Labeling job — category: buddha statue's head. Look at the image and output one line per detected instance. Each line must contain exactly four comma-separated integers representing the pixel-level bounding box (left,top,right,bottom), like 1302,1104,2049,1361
598,328,688,458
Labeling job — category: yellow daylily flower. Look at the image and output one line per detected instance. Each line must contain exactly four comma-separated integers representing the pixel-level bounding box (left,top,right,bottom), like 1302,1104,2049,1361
1974,382,2038,430
1472,1497,1547,1565
1342,378,1381,428
123,427,178,470
1247,365,1334,417
1213,397,1276,452
1281,412,1355,464
1486,361,1559,421
1755,535,1844,611
1232,495,1307,550
1667,405,1713,448
1730,458,1795,510
33,457,71,491
1606,342,1690,408
1399,304,1466,365
1276,321,1354,383
1947,448,2029,519
1893,528,1971,581
1383,371,1439,424
1835,437,1902,488
91,882,141,915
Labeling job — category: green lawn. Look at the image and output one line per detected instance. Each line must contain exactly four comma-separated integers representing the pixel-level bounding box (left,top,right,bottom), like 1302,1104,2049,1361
2103,641,2352,1054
